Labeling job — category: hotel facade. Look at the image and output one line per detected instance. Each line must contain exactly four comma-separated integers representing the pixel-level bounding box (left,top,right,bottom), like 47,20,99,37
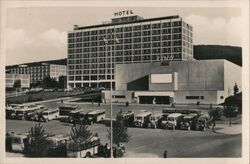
67,13,193,89
6,63,67,84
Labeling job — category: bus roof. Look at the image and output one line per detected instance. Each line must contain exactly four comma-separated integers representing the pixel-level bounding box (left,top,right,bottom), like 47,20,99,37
183,115,196,119
43,108,58,112
120,111,134,115
135,111,151,117
151,112,162,117
60,105,78,108
88,109,105,115
168,113,183,118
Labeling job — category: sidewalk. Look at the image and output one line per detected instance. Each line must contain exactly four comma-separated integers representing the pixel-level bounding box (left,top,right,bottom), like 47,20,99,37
214,123,242,135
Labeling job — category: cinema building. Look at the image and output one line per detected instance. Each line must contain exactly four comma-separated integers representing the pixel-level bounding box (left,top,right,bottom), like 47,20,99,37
102,59,241,105
67,14,193,88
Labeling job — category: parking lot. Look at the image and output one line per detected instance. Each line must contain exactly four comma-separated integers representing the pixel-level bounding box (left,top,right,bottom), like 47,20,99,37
6,98,242,158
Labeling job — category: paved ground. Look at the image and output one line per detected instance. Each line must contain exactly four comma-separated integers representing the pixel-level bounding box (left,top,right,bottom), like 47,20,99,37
5,98,242,158
6,120,242,158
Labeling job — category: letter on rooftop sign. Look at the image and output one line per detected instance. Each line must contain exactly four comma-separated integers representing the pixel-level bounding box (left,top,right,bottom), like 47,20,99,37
114,10,134,17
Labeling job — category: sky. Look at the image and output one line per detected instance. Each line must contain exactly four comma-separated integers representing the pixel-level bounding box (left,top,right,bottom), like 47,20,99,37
5,6,242,65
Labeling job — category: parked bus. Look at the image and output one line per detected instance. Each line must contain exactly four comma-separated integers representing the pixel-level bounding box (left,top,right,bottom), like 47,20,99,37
68,109,90,124
119,110,135,127
6,104,26,119
166,113,184,130
148,112,163,129
59,105,78,116
133,111,151,128
39,108,59,122
6,132,29,152
66,136,100,158
196,114,213,131
15,104,41,120
47,134,70,157
86,109,106,124
180,113,198,131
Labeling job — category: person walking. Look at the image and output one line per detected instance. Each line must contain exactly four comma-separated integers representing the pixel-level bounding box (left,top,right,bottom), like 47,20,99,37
212,117,216,132
163,150,168,158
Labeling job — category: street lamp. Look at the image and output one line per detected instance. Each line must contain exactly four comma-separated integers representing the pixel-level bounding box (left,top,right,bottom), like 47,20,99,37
103,32,119,158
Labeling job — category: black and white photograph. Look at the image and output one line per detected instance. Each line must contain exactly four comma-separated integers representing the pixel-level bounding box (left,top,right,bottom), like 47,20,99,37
0,0,249,164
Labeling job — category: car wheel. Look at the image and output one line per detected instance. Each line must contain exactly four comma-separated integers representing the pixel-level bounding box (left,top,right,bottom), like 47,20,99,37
85,152,92,158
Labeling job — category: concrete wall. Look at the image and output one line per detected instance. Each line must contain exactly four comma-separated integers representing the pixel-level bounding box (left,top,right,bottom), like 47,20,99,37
113,59,241,105
174,90,218,104
116,60,225,92
224,60,242,96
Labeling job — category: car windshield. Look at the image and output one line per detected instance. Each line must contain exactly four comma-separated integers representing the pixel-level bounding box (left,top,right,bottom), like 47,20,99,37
42,112,49,115
135,116,142,121
168,117,174,121
16,111,24,114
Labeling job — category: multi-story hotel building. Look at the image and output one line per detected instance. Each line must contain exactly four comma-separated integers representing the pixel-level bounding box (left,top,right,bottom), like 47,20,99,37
6,63,67,84
6,74,30,89
67,13,193,89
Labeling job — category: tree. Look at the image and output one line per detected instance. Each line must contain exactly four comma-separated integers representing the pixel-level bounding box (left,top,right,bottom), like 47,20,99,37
13,80,21,96
107,113,131,146
233,83,239,96
223,106,238,127
13,80,21,89
208,107,222,120
25,123,51,157
58,76,66,89
42,76,58,89
70,123,93,144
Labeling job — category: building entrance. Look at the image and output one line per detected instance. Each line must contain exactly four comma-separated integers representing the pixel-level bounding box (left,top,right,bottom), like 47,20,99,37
139,96,171,104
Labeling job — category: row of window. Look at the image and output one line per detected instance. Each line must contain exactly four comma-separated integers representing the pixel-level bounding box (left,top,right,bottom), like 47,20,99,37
68,46,183,55
68,54,182,69
69,21,185,37
68,75,114,81
68,34,183,45
69,28,182,41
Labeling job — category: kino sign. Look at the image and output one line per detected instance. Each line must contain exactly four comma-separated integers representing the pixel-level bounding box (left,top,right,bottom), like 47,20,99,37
114,10,134,17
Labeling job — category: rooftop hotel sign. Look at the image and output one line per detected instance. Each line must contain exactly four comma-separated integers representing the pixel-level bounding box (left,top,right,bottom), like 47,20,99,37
114,10,134,17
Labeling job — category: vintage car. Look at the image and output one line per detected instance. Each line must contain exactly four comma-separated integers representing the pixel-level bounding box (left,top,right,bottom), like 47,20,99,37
166,113,184,130
180,113,198,130
196,114,213,131
133,111,151,128
148,112,163,128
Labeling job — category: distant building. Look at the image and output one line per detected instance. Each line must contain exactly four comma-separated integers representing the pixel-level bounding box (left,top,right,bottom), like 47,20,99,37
67,14,193,89
6,63,67,84
102,59,241,105
6,74,30,88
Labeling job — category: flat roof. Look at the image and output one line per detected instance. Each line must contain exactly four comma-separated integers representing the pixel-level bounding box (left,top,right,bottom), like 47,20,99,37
72,15,181,31
168,113,183,117
135,111,151,117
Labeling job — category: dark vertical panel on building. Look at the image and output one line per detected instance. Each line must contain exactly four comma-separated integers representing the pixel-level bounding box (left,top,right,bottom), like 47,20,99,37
127,75,149,90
